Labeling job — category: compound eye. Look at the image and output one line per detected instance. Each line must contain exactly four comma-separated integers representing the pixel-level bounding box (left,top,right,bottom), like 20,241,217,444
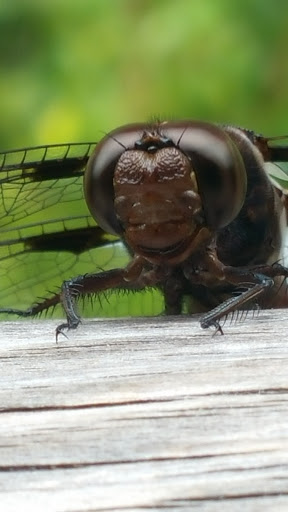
85,121,248,236
160,121,247,229
84,123,148,235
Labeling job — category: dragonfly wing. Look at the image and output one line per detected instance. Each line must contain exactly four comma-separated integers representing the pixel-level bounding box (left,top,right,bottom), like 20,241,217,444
0,143,148,317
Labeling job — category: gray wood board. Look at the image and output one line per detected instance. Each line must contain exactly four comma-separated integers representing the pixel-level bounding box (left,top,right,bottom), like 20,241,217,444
0,311,288,511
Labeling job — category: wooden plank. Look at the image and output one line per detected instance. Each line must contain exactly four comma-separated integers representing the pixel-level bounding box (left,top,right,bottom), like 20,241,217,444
1,311,288,511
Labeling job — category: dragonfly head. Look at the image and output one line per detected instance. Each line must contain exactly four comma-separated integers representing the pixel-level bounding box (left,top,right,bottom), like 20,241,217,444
84,121,247,263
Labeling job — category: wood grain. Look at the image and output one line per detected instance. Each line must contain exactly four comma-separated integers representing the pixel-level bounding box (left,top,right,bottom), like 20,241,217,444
1,311,288,511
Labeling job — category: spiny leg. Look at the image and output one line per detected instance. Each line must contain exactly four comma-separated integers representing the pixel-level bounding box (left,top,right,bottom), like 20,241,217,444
200,261,288,331
0,267,142,339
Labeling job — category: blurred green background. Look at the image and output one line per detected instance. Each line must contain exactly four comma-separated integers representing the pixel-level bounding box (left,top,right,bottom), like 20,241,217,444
1,0,288,320
1,0,288,150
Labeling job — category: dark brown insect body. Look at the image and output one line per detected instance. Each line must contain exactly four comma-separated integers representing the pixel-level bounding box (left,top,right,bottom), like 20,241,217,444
1,120,288,335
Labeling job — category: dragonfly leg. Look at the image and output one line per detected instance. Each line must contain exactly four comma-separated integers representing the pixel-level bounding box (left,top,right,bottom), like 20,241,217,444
56,259,172,337
0,294,61,318
0,267,141,338
55,267,137,338
200,268,274,330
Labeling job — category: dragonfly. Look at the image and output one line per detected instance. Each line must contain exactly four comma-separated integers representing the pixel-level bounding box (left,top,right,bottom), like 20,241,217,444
1,120,288,337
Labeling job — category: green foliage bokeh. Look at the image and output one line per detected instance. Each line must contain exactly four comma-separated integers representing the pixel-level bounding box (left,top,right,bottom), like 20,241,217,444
1,0,288,149
1,0,288,319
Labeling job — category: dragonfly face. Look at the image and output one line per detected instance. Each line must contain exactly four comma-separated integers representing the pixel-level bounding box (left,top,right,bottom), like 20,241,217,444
1,121,288,336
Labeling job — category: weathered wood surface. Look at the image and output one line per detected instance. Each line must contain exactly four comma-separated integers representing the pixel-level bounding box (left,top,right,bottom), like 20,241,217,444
1,311,288,511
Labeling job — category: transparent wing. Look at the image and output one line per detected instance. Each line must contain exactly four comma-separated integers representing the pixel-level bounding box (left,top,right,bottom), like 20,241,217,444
0,143,162,317
261,135,288,269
